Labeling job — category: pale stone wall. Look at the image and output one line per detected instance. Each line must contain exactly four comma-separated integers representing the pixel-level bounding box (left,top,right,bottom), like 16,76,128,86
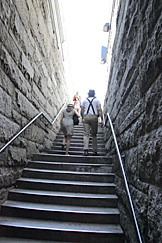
0,0,70,203
104,0,162,242
105,0,120,81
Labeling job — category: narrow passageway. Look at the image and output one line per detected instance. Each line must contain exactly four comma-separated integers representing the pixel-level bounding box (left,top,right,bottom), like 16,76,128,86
0,0,161,242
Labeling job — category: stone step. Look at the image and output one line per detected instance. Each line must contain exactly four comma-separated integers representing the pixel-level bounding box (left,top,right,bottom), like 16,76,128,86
22,168,114,183
28,161,113,173
52,141,106,148
57,131,105,136
53,138,105,146
0,237,53,243
1,201,120,224
51,145,106,152
0,216,124,242
32,153,111,164
49,149,106,156
16,178,116,194
8,189,118,208
56,134,105,141
73,124,104,131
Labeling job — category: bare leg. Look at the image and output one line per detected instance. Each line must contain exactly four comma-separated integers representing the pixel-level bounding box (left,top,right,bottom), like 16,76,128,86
62,137,66,145
65,135,71,155
77,108,80,115
61,136,66,149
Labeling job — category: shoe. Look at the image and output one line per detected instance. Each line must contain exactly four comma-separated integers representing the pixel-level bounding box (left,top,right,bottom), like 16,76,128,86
92,152,99,156
61,144,65,149
83,150,89,156
65,153,69,156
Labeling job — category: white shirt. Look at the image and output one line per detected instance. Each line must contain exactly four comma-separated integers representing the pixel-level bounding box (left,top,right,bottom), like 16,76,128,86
81,97,101,115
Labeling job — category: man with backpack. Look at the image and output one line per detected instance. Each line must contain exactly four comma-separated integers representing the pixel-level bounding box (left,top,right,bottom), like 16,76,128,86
81,89,103,156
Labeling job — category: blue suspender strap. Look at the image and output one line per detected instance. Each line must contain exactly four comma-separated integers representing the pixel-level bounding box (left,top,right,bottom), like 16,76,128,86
86,97,96,114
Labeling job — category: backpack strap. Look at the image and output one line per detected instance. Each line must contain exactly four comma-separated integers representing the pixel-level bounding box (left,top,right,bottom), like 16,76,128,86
86,97,96,114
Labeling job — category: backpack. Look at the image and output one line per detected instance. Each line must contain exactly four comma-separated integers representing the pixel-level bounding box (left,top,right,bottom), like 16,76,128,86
73,113,79,125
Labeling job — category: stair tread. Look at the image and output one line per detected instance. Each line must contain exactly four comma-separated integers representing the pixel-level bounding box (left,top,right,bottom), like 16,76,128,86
18,177,115,186
24,168,114,176
30,161,112,166
10,188,118,199
53,143,105,147
57,133,104,136
50,148,106,152
32,154,112,165
53,141,105,143
50,150,106,155
3,200,120,214
0,216,123,234
33,153,108,158
0,237,51,243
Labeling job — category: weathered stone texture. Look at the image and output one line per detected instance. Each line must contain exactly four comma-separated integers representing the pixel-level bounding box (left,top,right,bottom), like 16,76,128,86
0,0,70,203
147,186,162,242
104,0,162,242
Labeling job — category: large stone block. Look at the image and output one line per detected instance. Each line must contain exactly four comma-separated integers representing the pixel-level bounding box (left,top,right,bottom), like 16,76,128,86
16,90,38,119
138,128,162,186
0,114,20,142
148,185,162,242
8,146,27,166
0,86,12,118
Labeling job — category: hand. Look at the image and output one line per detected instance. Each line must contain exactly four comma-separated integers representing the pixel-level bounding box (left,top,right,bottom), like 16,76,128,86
100,121,104,127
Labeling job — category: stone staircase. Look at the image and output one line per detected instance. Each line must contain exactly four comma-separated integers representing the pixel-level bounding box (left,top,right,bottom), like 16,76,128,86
0,123,125,242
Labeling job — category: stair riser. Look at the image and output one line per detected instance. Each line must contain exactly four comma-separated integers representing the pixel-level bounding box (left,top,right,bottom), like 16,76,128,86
54,139,84,144
51,145,106,152
32,154,111,164
55,137,105,143
1,207,120,224
16,181,116,194
0,226,124,242
28,162,113,173
55,139,105,144
22,171,114,183
70,128,105,132
52,143,106,149
49,151,106,156
57,133,105,137
8,192,118,208
72,132,105,135
53,141,105,147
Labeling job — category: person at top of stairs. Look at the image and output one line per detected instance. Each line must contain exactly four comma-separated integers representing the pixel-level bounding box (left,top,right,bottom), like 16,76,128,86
81,89,103,156
60,104,80,155
73,91,81,114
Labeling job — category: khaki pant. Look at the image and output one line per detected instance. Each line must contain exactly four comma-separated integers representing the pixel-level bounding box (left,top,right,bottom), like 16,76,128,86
83,114,98,152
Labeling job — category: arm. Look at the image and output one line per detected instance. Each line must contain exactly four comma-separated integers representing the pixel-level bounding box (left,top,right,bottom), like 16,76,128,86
60,111,64,125
97,104,103,126
81,106,85,119
74,109,80,117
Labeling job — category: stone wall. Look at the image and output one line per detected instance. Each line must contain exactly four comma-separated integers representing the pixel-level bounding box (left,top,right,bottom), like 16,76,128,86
104,0,162,242
0,0,70,203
